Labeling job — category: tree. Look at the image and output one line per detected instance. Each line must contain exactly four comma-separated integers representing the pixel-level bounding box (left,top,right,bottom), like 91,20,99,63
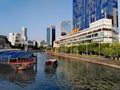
88,43,98,54
78,44,86,54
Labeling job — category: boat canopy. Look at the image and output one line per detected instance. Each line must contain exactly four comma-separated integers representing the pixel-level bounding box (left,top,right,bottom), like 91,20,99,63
0,51,34,59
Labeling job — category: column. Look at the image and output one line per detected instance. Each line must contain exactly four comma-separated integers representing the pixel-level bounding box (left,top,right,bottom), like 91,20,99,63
118,0,120,34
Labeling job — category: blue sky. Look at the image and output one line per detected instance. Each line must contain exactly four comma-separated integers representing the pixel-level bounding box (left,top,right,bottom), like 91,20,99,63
0,0,72,41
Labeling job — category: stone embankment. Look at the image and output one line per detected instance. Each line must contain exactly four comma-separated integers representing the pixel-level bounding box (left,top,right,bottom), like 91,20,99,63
46,51,120,69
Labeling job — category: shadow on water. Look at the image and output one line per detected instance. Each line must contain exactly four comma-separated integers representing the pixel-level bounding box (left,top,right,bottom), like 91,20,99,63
0,67,37,87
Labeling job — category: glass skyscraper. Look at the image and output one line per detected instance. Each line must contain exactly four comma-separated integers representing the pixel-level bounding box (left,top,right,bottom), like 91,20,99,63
46,25,56,47
60,21,72,36
73,0,118,30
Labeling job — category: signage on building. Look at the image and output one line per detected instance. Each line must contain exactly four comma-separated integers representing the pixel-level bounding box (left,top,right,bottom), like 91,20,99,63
69,28,80,35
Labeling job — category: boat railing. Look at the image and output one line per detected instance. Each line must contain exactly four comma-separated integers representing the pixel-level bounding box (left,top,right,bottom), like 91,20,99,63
0,57,10,64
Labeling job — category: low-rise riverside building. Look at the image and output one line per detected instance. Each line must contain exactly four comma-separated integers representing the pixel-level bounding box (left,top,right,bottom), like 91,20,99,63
58,18,118,47
53,40,60,47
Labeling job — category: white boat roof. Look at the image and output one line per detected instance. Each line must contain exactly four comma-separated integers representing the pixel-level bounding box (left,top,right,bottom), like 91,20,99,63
47,59,57,62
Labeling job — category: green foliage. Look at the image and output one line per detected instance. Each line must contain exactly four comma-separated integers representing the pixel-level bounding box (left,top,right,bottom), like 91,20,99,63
72,46,78,54
39,45,47,51
78,44,86,54
53,42,120,59
0,35,11,48
87,43,98,54
109,43,120,57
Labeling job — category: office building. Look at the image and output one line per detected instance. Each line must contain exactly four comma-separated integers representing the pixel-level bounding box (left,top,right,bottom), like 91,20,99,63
8,33,21,46
60,21,72,36
73,0,118,30
46,25,56,47
21,27,28,44
38,40,47,47
58,0,118,47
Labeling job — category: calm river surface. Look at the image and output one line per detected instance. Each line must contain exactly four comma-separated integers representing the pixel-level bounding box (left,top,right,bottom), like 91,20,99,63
0,52,120,90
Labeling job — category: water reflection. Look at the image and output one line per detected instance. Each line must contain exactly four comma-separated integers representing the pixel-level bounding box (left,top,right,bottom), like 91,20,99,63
44,64,58,78
0,53,120,90
56,57,120,90
0,68,36,87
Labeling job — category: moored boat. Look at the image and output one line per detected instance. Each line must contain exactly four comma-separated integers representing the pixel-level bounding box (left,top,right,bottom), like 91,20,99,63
0,51,37,70
45,59,58,68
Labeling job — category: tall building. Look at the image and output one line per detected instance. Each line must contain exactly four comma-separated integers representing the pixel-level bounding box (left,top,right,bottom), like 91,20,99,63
60,21,72,36
38,40,47,47
46,25,56,47
73,0,118,30
21,27,28,44
58,0,119,47
8,33,21,45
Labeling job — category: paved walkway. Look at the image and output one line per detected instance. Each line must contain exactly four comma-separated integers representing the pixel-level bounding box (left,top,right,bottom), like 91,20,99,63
46,52,120,69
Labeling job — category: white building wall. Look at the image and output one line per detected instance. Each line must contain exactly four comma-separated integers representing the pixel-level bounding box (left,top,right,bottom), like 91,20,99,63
59,18,118,46
90,18,112,28
104,38,112,43
104,31,112,37
8,33,21,45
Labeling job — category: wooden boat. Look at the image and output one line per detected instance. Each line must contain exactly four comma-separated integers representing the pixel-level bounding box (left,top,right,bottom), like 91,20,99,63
0,51,37,70
45,59,58,68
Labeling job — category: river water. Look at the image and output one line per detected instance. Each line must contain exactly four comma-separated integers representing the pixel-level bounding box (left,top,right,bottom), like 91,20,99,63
0,52,120,90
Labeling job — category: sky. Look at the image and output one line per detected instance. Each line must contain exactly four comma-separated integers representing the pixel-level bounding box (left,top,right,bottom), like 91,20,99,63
0,0,73,41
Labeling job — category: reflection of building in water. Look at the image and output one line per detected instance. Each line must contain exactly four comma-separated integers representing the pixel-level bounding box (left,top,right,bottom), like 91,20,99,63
0,68,36,86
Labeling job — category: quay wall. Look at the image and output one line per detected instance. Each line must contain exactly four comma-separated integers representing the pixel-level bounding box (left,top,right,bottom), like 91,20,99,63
46,51,120,69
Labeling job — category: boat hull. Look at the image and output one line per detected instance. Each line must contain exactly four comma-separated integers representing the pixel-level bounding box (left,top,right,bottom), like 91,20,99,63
0,61,36,71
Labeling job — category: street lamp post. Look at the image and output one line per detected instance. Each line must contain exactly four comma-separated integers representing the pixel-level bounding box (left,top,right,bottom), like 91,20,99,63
118,0,120,35
65,43,66,53
99,40,101,59
86,42,88,55
77,43,79,55
71,45,72,54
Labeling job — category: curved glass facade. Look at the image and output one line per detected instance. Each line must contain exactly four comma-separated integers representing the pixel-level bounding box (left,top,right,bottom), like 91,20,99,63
60,21,72,36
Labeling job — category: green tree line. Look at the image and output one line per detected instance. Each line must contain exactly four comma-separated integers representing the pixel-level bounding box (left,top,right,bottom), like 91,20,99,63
53,43,120,60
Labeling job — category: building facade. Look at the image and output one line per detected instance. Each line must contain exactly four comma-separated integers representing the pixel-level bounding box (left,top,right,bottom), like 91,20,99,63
60,21,72,36
60,18,118,46
8,33,21,46
46,25,56,47
38,40,47,47
57,0,118,47
73,0,118,30
21,27,28,44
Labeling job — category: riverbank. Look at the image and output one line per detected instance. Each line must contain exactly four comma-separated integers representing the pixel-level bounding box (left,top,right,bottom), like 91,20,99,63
46,51,120,69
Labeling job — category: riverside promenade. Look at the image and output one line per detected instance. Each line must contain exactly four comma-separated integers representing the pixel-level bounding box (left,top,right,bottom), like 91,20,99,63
46,51,120,69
